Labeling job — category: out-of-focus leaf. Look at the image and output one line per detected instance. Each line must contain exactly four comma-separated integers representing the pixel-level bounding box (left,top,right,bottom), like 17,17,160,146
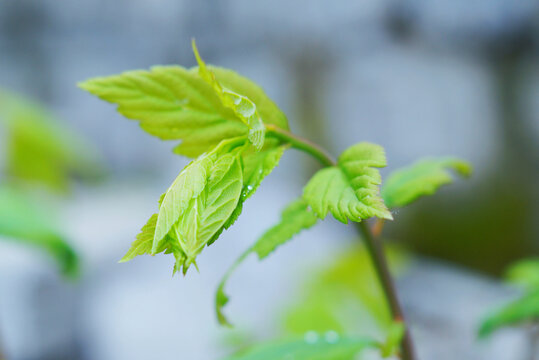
505,258,539,291
381,158,472,208
0,88,102,192
380,321,405,357
224,335,378,360
303,143,392,224
284,245,408,339
478,289,539,338
0,185,78,277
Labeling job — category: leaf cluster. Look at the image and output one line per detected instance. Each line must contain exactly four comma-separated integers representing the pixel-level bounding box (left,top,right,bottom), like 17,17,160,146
81,41,473,358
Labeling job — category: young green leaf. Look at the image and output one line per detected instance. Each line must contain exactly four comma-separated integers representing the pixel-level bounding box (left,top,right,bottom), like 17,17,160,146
153,155,210,253
216,198,318,326
209,144,288,245
79,65,247,158
303,142,392,224
192,40,265,150
253,199,318,259
381,157,472,208
505,258,539,291
152,139,245,273
172,152,244,273
224,336,379,360
80,45,288,158
478,289,539,338
0,186,79,277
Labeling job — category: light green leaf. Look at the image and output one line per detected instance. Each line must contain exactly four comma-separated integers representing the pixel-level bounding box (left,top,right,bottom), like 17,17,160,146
478,289,539,338
505,258,539,291
216,198,318,326
0,88,102,192
0,186,79,277
303,142,392,224
207,67,289,131
210,144,288,244
146,138,246,273
172,152,244,273
381,157,472,208
253,199,318,259
120,214,162,262
192,40,265,150
153,154,209,252
224,336,379,360
79,65,247,158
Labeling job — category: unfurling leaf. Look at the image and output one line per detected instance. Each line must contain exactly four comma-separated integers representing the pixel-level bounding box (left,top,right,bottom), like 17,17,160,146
192,40,265,150
156,139,245,273
478,289,539,338
224,336,378,360
303,142,392,224
381,157,472,208
216,198,318,326
210,144,288,244
253,199,318,259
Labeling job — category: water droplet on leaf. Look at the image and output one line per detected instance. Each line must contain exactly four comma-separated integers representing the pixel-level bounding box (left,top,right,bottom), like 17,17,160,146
304,331,319,344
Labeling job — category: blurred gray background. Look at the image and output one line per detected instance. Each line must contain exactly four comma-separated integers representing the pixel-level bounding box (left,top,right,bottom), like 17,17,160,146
0,0,538,359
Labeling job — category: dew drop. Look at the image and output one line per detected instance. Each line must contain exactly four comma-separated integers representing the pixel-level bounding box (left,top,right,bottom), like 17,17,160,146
304,331,319,344
246,185,254,191
324,330,339,344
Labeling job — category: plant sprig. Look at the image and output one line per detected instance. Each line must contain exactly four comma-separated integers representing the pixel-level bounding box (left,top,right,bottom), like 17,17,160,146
80,40,472,360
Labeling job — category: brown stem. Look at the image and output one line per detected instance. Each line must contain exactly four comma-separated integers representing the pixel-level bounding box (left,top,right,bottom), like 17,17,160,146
265,124,336,167
357,221,416,360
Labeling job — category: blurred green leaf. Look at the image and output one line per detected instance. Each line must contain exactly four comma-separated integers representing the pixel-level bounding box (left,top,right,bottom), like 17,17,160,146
303,143,392,224
284,245,408,339
0,185,78,277
380,321,405,357
381,157,471,208
224,335,378,360
0,88,102,192
505,258,539,291
478,289,539,338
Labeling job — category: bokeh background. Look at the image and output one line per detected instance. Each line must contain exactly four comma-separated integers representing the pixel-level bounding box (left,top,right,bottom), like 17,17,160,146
0,1,538,359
